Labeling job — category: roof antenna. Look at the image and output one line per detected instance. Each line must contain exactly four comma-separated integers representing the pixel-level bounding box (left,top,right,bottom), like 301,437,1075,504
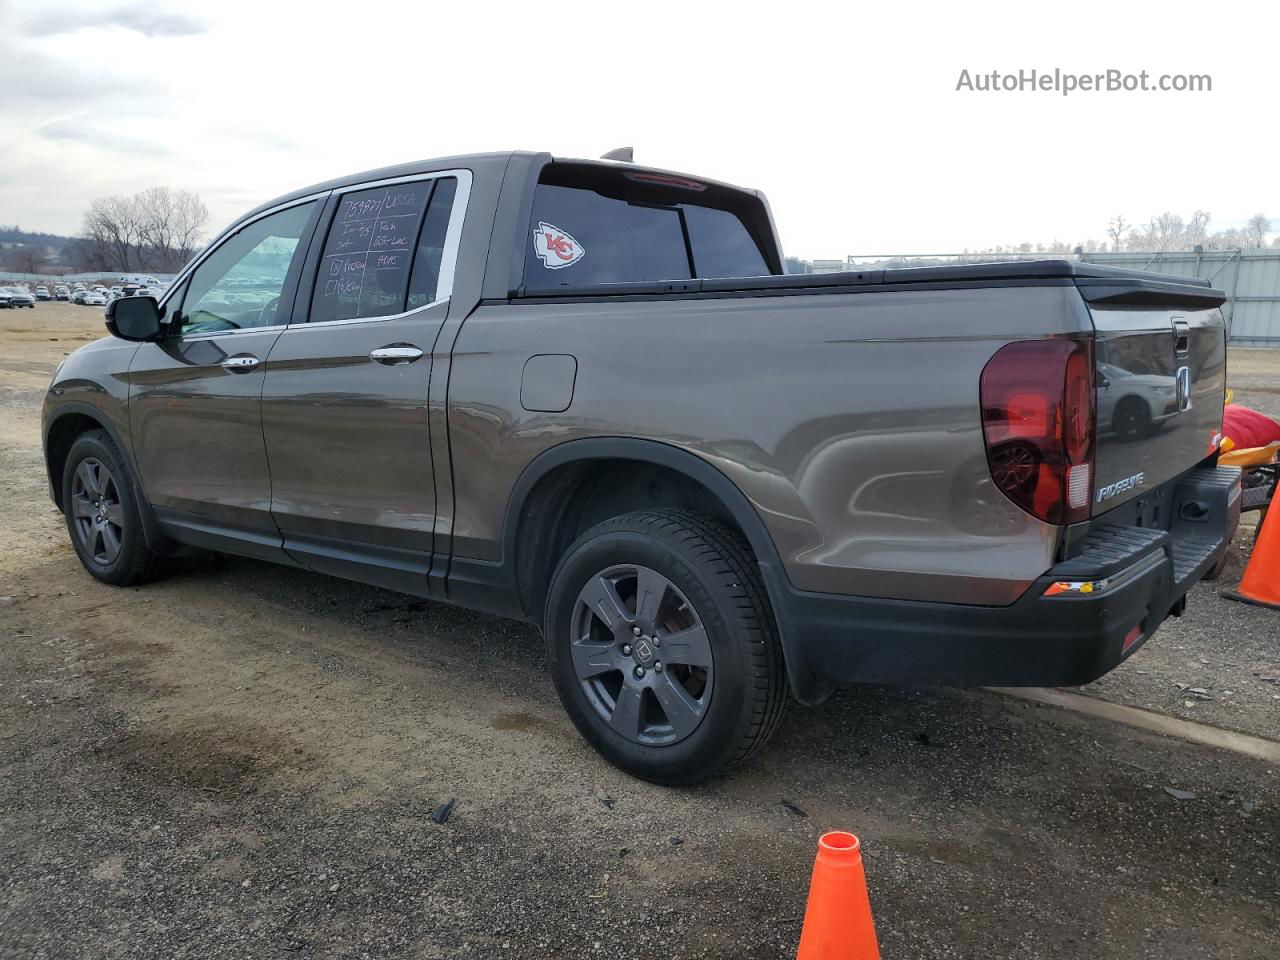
600,146,634,162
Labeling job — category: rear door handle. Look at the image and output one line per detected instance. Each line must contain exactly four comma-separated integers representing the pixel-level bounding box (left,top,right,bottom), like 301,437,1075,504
220,354,260,372
369,344,424,365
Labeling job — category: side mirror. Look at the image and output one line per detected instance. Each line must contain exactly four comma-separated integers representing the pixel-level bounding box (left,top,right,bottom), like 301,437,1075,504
105,295,163,342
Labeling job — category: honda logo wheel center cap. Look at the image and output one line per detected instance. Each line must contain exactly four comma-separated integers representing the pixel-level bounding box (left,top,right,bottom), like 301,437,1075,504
631,636,656,666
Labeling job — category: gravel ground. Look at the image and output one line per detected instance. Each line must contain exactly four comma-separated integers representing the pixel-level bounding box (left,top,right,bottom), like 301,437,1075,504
1,305,1277,959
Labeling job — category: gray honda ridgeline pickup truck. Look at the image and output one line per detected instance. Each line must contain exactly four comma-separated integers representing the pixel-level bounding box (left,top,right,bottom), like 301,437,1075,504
45,151,1239,783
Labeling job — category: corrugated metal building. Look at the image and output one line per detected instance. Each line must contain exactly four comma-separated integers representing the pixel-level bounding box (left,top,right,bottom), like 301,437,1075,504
841,250,1280,346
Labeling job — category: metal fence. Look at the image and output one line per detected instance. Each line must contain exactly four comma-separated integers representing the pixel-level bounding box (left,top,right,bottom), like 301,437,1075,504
840,250,1280,346
0,271,178,285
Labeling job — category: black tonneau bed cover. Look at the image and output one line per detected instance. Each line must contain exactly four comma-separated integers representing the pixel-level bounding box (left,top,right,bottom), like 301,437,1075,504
517,259,1225,308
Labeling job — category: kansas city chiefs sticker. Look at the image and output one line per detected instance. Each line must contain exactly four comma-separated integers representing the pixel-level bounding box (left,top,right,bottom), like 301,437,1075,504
533,221,585,269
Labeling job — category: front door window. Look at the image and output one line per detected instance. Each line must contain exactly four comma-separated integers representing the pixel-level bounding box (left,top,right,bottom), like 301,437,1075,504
176,201,318,335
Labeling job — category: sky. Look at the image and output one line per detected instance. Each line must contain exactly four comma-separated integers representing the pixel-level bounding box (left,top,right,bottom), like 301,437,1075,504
0,0,1276,259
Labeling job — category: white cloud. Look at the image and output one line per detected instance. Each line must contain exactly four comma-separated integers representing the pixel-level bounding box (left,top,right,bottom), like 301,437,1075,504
21,3,207,37
0,0,1276,257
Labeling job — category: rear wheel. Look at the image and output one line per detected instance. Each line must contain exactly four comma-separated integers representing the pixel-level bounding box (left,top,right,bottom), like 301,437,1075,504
62,430,165,586
545,509,786,785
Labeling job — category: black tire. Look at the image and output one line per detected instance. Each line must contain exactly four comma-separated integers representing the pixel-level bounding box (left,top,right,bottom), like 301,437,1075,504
544,509,786,785
62,429,165,586
1113,397,1151,440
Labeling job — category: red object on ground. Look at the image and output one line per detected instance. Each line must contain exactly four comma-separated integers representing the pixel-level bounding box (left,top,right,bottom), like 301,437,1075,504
796,832,880,960
1223,404,1280,452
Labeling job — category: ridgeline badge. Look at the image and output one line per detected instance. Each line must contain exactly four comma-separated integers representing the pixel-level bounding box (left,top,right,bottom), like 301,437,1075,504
533,221,584,269
1096,472,1146,503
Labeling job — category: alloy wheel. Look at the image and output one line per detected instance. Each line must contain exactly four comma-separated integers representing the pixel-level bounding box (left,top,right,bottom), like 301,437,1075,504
570,564,714,747
70,457,124,565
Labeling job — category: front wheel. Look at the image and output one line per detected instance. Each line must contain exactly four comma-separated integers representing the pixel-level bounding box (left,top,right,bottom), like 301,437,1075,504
544,509,787,785
62,430,165,586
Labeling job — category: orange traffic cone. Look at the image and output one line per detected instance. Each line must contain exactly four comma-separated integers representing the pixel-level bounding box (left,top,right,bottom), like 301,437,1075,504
796,831,880,959
1224,504,1280,610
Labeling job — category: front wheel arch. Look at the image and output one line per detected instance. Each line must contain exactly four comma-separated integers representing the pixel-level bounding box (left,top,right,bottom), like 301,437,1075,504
44,405,172,555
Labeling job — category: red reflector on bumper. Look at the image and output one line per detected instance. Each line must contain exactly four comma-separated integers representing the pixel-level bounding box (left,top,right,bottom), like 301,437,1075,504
1121,625,1143,654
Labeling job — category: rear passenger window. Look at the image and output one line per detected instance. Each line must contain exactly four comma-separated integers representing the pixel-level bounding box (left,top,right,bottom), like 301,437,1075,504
310,177,456,323
524,175,772,288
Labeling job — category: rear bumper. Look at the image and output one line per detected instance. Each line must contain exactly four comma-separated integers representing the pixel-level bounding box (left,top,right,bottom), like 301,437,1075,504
768,465,1241,705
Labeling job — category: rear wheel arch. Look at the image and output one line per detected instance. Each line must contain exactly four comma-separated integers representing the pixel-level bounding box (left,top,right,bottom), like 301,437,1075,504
544,508,787,783
506,440,787,613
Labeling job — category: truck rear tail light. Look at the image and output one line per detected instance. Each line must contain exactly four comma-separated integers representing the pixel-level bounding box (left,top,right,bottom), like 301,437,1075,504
980,338,1095,525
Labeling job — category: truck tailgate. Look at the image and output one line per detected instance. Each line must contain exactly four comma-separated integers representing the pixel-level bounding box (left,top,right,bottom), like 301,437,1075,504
1083,278,1227,515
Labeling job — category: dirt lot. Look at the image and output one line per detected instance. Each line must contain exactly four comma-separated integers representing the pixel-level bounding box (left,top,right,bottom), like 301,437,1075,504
2,303,1277,959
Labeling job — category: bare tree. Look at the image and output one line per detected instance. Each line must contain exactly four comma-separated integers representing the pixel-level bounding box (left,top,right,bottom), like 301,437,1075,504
1206,227,1250,251
1106,215,1129,251
136,187,209,271
1144,213,1188,252
82,195,144,271
3,246,48,273
1185,210,1211,248
1246,213,1271,248
78,187,209,272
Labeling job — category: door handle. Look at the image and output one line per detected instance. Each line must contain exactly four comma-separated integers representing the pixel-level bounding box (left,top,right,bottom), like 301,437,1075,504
369,344,424,365
220,354,260,372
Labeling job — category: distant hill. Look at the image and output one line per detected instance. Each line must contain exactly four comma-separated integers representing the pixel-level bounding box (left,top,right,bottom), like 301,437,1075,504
0,226,76,252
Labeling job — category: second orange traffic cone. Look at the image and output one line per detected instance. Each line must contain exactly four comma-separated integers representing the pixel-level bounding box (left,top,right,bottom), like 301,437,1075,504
796,831,880,960
1224,503,1280,610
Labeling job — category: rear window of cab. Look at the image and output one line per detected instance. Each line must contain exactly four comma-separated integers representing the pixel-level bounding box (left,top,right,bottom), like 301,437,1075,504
523,163,776,288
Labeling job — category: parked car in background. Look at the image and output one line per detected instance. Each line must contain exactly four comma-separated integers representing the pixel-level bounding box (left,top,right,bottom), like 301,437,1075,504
0,288,11,309
54,286,70,301
35,286,51,301
71,290,90,305
2,286,35,308
84,291,107,306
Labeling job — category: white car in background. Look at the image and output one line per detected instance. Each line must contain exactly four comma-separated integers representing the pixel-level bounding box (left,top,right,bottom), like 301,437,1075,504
84,291,107,306
1097,361,1180,440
